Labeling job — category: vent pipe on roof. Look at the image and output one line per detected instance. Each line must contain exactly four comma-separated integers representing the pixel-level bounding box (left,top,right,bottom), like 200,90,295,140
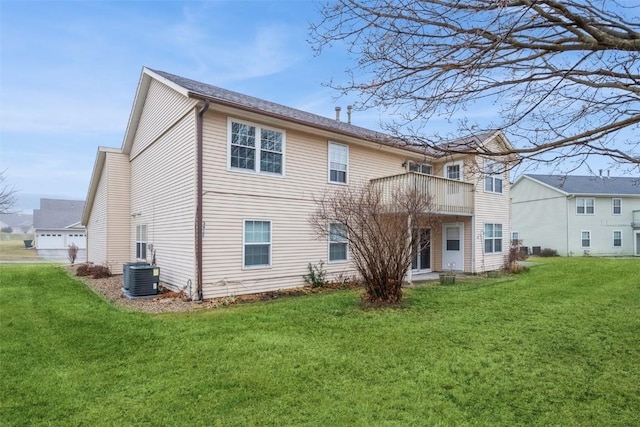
335,106,341,121
347,105,353,124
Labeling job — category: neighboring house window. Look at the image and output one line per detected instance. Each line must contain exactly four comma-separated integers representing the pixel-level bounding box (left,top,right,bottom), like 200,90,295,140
329,223,348,262
613,230,622,248
581,231,591,248
484,160,503,194
229,119,284,175
446,163,461,180
136,224,147,260
576,198,595,215
408,161,433,175
511,231,519,247
329,142,348,184
484,223,503,253
244,220,271,268
612,198,622,215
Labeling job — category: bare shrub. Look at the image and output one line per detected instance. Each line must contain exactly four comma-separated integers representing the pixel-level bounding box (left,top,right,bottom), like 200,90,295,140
76,263,92,277
310,182,439,304
503,239,529,273
67,244,79,265
91,264,112,279
540,248,559,257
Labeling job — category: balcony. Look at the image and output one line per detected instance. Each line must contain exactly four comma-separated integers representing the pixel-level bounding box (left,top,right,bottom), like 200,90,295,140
632,210,640,228
371,172,474,215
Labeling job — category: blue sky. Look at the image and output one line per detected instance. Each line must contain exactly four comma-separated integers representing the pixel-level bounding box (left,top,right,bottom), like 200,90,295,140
0,0,621,213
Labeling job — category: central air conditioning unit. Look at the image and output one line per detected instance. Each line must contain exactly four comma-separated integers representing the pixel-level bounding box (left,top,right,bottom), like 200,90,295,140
128,265,160,297
123,262,150,290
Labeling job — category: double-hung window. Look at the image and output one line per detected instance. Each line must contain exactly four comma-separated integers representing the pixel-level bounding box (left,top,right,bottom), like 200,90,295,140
613,230,622,248
243,220,271,268
581,231,591,248
136,224,147,260
484,160,503,193
408,161,433,175
484,223,503,253
446,163,461,180
329,223,348,262
612,198,622,215
329,142,348,184
229,119,284,175
576,198,594,215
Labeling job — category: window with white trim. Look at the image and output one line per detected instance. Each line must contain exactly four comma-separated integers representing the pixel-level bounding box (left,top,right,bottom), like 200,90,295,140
329,142,348,184
511,231,520,247
329,223,348,262
408,161,433,175
612,198,622,215
484,223,503,253
446,163,461,180
581,230,591,248
484,160,503,193
136,224,147,260
613,230,622,248
576,198,595,215
229,119,284,175
243,220,271,268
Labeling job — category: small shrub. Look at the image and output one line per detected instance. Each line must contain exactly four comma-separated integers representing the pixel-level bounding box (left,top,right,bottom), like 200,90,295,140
1,226,13,233
503,240,529,273
540,248,559,257
67,244,79,265
91,265,112,279
303,261,327,288
76,263,92,276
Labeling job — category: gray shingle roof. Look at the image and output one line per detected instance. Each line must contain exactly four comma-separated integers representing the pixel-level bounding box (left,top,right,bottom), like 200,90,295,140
150,68,504,156
33,199,85,229
526,174,640,195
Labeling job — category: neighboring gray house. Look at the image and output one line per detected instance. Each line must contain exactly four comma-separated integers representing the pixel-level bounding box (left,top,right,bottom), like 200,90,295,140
0,213,33,234
33,199,86,250
511,174,640,256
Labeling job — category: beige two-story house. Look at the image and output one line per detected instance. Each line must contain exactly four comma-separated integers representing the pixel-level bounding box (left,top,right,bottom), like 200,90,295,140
82,68,514,299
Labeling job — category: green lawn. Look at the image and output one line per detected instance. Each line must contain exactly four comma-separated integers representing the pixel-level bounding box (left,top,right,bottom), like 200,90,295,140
1,258,639,426
0,233,38,261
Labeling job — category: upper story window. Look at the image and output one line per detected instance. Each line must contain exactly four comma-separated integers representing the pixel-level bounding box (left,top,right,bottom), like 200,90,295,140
407,161,433,175
228,119,284,176
576,198,595,215
329,142,348,184
444,161,463,181
612,198,622,215
484,160,503,194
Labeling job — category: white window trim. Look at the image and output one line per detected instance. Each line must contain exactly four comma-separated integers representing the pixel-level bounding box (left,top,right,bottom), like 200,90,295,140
484,223,503,254
227,118,286,177
444,160,463,181
576,197,595,215
406,160,433,175
612,198,622,215
613,230,623,248
242,219,272,270
581,230,591,248
328,223,349,263
483,159,503,194
328,142,349,185
136,224,147,261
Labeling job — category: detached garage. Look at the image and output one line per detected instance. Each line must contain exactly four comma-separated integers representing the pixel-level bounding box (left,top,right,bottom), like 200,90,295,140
33,199,86,250
36,228,86,249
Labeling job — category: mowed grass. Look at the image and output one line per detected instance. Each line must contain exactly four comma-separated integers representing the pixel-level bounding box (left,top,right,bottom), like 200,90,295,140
0,233,38,261
1,258,639,426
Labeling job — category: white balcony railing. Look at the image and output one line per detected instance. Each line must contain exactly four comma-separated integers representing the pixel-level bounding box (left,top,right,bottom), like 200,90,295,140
371,172,474,215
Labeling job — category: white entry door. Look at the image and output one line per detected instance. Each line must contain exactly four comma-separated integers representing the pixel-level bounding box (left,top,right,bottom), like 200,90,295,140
442,224,464,271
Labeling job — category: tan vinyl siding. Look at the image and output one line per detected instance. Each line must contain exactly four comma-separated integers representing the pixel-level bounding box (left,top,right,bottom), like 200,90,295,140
130,79,198,159
87,165,107,265
130,110,197,293
200,110,409,298
105,152,131,269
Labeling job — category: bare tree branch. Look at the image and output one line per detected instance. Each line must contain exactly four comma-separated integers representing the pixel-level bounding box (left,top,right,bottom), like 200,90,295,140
0,170,18,215
310,0,640,170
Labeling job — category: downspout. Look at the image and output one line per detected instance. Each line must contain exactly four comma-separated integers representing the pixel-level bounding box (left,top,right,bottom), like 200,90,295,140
196,100,210,301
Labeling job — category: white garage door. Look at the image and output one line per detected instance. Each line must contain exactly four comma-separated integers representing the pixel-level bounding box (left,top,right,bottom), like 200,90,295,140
67,233,86,249
37,233,65,249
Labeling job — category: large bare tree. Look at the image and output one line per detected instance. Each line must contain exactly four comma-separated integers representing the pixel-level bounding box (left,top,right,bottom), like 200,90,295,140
310,0,640,170
310,182,439,304
0,170,18,214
